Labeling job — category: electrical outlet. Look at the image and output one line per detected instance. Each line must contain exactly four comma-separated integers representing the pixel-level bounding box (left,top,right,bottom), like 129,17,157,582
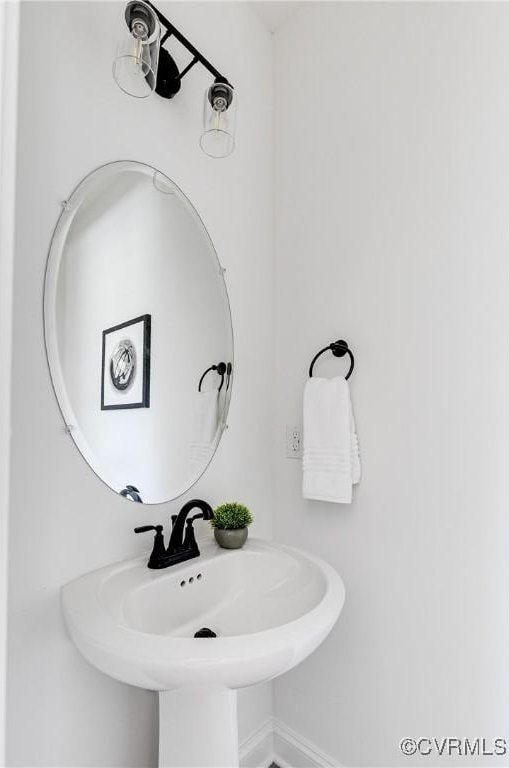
286,425,303,459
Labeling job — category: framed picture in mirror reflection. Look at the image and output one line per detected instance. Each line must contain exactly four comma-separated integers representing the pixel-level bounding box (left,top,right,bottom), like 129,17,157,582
101,314,151,410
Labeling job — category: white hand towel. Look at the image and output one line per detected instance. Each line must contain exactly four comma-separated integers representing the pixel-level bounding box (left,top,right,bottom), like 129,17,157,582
302,376,361,503
190,389,219,470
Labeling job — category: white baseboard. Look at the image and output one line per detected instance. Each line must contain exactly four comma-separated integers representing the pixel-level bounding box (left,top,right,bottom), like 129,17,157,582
273,720,342,768
239,718,274,767
240,718,343,768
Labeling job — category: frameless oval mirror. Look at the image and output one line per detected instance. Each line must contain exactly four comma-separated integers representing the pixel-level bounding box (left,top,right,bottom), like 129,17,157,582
44,161,233,504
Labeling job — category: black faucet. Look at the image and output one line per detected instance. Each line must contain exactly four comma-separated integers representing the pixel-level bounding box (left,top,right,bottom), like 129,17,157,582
134,499,214,569
167,499,214,554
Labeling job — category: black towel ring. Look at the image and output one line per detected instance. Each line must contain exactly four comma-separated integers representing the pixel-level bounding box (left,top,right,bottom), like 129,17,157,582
198,362,227,392
309,340,355,379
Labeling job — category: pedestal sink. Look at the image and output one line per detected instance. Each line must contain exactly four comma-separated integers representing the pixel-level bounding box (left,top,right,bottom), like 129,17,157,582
62,538,345,767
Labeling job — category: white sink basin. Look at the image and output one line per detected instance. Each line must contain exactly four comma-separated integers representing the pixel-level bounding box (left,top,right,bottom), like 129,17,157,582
62,538,345,767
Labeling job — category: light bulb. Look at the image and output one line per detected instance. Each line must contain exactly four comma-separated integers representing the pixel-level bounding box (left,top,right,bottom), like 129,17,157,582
200,82,236,159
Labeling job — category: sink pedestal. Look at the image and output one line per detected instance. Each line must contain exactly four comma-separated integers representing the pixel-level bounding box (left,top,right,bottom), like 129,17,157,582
159,687,239,768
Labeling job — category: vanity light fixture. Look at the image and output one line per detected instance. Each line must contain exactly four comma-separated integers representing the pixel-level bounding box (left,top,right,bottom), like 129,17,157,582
112,0,236,158
112,0,160,98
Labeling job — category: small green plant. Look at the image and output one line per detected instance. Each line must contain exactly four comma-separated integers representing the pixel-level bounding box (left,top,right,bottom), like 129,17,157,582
211,502,253,530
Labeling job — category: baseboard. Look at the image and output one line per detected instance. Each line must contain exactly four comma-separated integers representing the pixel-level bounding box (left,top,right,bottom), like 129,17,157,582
273,720,342,768
240,718,343,768
239,718,274,768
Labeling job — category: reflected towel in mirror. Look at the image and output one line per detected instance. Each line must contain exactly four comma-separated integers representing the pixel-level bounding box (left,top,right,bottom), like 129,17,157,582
190,389,220,472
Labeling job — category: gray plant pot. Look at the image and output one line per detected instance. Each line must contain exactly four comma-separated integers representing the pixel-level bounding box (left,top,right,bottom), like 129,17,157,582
214,527,248,549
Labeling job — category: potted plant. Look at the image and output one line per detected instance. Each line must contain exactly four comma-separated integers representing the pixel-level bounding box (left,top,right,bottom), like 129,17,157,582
211,502,253,549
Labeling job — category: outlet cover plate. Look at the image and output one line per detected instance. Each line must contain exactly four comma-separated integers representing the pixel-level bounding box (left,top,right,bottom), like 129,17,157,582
286,424,303,459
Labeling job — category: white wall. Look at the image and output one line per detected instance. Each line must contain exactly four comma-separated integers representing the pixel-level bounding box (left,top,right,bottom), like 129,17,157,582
7,2,273,765
0,2,19,762
273,3,508,766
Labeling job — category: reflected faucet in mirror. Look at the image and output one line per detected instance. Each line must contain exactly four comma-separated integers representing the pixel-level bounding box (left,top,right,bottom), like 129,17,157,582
134,499,214,569
120,485,143,502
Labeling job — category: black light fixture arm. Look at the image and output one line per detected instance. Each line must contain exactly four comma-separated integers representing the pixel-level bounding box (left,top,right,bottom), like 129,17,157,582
144,0,232,88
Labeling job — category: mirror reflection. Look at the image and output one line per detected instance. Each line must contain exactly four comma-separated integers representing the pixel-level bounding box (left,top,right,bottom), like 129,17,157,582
44,161,233,504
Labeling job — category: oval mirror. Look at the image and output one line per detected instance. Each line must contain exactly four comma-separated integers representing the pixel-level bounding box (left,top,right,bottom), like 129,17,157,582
44,161,233,504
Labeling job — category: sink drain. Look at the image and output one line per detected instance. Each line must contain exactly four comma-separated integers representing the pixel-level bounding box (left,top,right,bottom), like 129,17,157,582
194,627,217,638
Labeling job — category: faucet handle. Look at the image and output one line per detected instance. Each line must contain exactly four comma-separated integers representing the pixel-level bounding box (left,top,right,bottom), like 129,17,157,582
134,525,166,568
183,519,199,551
134,525,163,534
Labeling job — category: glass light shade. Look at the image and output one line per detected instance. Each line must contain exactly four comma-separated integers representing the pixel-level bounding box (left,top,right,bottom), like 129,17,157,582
112,1,160,99
200,83,236,159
